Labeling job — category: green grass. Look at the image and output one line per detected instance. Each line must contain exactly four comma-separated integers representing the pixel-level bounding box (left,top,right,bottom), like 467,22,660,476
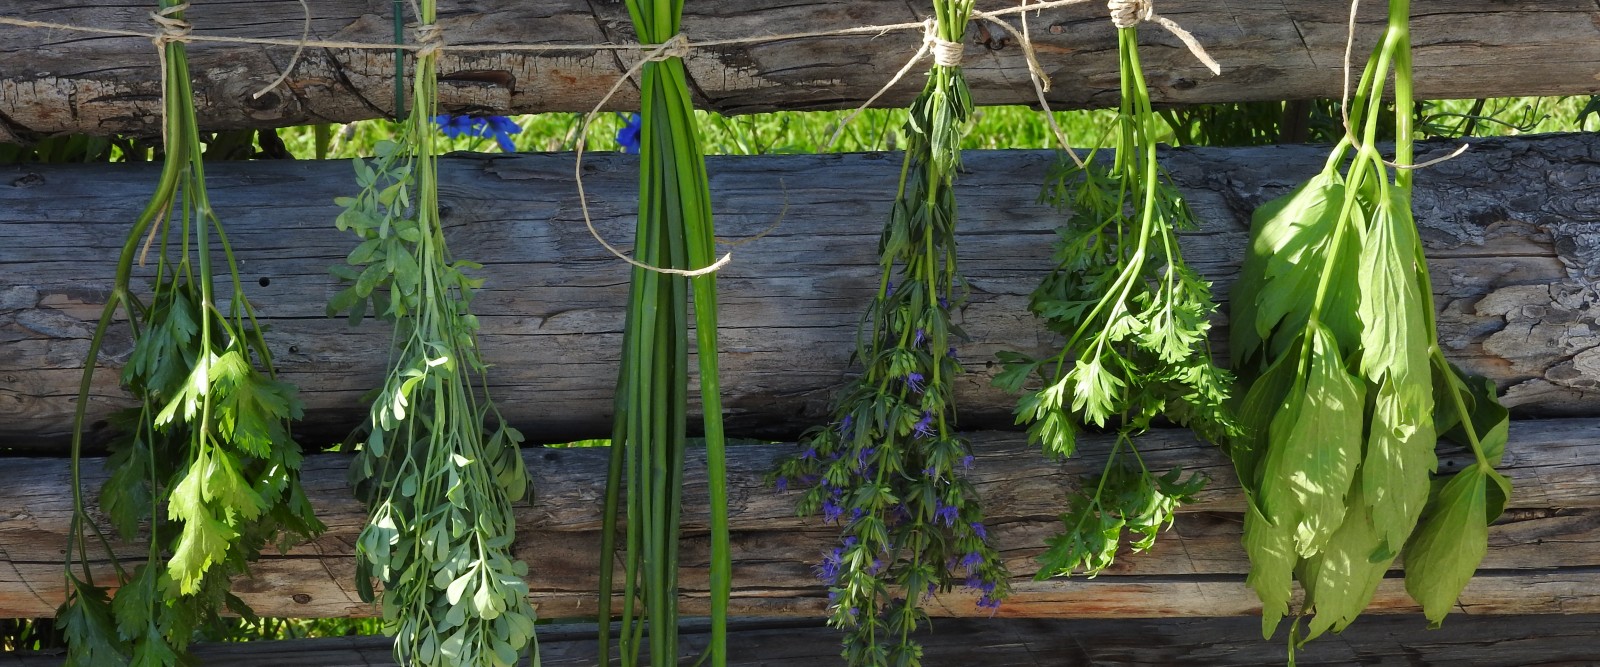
274,97,1596,161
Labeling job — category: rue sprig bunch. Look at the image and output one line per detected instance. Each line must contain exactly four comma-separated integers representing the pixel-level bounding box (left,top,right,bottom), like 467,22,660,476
1229,0,1510,650
774,3,1010,664
995,22,1232,580
329,4,538,665
60,3,322,664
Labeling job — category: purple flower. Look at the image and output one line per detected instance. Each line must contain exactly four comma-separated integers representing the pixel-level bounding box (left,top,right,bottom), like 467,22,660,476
947,345,960,360
938,296,950,309
885,281,895,297
775,477,789,492
914,328,927,348
905,372,926,393
801,446,818,461
977,593,1002,611
856,447,876,473
960,551,984,572
615,112,642,154
961,454,974,470
433,114,521,152
838,414,853,436
970,522,988,540
822,498,844,524
933,500,959,527
913,411,936,439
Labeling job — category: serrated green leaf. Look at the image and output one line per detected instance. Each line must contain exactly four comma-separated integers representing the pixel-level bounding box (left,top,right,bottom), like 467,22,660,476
1257,324,1364,558
1403,463,1494,628
1242,499,1295,640
1362,379,1436,552
1356,190,1430,391
59,577,129,667
1302,476,1394,642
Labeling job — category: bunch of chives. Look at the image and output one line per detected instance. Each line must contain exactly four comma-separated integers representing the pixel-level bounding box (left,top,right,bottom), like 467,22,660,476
597,2,732,666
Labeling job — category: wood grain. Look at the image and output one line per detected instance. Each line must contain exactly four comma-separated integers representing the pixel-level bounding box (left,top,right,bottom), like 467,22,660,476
7,614,1600,666
3,135,1597,450
3,1,1600,138
0,420,1595,618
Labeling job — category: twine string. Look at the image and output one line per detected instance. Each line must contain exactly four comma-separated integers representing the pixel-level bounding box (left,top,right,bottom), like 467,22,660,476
252,0,310,99
1106,0,1220,76
574,34,731,278
1338,0,1467,170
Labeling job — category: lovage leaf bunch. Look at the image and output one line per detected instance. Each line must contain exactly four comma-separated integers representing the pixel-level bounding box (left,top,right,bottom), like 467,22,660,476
995,20,1231,580
332,4,537,666
773,3,1009,664
61,3,323,664
1229,0,1510,648
595,2,734,665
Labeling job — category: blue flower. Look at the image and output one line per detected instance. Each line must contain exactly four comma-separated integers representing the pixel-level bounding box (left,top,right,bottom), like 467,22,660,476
775,477,788,492
615,112,642,154
904,372,926,394
838,414,853,437
432,114,521,152
961,454,974,470
912,411,936,439
960,551,984,572
933,500,959,527
970,522,988,540
822,498,844,524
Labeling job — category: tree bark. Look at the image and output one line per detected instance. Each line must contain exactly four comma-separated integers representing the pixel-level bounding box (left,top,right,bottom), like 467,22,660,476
8,614,1600,666
3,135,1597,450
3,0,1600,139
0,420,1596,619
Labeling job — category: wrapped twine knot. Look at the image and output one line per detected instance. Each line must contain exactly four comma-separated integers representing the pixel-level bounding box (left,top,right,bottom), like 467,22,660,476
1108,0,1151,29
148,3,192,49
414,23,446,59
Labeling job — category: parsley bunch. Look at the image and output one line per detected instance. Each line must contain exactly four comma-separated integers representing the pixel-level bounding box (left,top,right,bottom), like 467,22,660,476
773,3,1010,664
994,20,1231,579
1229,0,1510,649
60,2,323,663
330,3,538,665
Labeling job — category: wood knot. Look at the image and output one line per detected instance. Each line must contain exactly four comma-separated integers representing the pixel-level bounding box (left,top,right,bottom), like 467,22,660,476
292,593,312,604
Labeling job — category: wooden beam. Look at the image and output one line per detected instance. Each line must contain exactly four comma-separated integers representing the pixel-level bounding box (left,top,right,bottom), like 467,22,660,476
0,420,1596,618
3,135,1596,450
3,1,1600,137
8,614,1600,666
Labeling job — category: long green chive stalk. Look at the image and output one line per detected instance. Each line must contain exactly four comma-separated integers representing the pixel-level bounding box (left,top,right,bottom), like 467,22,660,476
596,1,732,666
995,10,1233,580
59,2,324,664
772,3,1010,665
330,3,538,666
1229,0,1510,653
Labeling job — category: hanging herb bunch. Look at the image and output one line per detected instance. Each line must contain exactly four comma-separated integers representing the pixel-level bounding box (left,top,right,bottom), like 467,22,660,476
593,2,733,666
329,4,538,666
772,3,1010,665
994,5,1232,580
1229,0,1510,650
58,1,324,664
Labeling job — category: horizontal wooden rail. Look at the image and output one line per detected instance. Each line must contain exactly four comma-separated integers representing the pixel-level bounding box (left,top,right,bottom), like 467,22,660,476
7,614,1600,666
3,0,1600,139
0,419,1596,619
3,135,1596,450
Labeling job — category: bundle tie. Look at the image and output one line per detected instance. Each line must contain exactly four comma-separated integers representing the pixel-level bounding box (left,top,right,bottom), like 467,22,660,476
574,33,731,278
149,3,192,49
414,22,446,59
1106,0,1221,76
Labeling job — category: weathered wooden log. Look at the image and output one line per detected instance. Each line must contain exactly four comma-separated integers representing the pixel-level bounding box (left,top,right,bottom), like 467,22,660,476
4,0,1600,139
3,135,1597,450
8,614,1600,666
1,420,1596,618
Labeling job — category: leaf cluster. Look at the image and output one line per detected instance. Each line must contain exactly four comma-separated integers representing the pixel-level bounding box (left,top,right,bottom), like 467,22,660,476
60,6,323,661
331,21,538,667
996,25,1233,582
773,7,1011,664
1228,0,1511,648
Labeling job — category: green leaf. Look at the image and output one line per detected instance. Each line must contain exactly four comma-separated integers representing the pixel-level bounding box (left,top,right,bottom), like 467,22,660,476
1257,324,1364,558
1361,378,1436,552
1356,190,1430,392
1403,463,1497,628
1242,499,1295,640
129,623,180,667
1302,476,1394,641
59,577,129,667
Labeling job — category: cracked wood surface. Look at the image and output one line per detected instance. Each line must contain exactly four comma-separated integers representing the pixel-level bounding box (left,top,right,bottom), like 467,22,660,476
7,614,1600,665
3,135,1597,450
4,0,1600,139
0,419,1596,618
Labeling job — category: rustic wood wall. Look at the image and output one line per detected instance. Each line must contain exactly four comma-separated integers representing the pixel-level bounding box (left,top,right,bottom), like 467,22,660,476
0,421,1596,619
3,0,1600,140
4,135,1596,451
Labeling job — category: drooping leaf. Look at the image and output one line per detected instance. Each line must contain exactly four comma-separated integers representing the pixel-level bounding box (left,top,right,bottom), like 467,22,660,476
1302,477,1395,641
1402,462,1498,628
